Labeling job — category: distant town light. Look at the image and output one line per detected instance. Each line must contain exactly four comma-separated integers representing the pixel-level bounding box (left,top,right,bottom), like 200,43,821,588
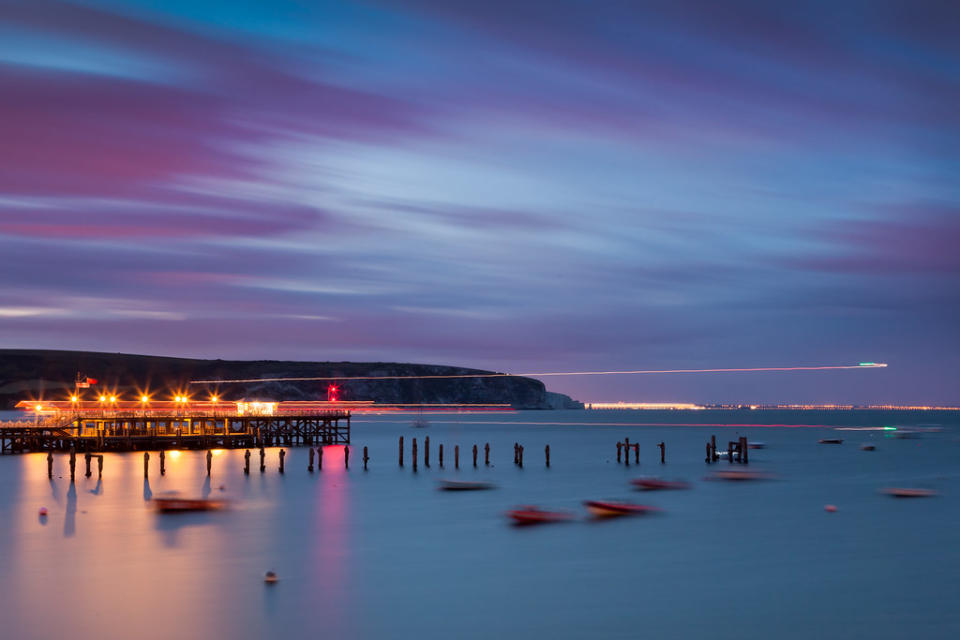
211,395,219,403
70,395,78,403
109,396,117,403
141,395,149,403
100,395,107,402
35,404,42,411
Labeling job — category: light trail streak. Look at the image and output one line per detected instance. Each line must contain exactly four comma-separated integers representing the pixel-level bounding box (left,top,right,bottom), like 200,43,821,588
190,362,887,385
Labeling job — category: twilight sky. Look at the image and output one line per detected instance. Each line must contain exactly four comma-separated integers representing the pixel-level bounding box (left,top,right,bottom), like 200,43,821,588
1,0,958,404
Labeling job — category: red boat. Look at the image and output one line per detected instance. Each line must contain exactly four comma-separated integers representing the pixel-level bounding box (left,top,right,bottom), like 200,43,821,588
631,477,689,491
708,469,774,482
506,506,575,525
153,498,227,513
881,488,937,498
584,501,661,518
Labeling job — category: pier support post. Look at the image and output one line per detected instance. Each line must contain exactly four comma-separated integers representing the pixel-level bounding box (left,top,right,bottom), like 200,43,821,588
658,442,665,464
545,444,550,468
159,450,166,475
244,450,250,475
344,446,349,470
473,444,478,467
144,451,150,477
635,443,640,464
705,442,711,463
259,447,265,473
206,450,213,476
741,437,749,464
439,443,444,468
711,435,718,462
363,446,369,470
518,445,524,468
514,443,519,465
318,446,323,470
48,451,54,479
425,436,430,468
399,436,404,467
484,443,490,466
727,441,734,464
97,455,103,477
309,447,315,472
412,438,418,472
279,449,285,474
69,447,76,482
617,442,622,463
624,438,630,467
85,452,92,478
455,445,459,469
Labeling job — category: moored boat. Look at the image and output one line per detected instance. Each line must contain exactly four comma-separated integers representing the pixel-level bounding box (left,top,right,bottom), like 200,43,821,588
584,501,660,518
153,497,227,513
631,477,689,491
506,506,575,525
438,480,495,491
708,469,773,482
819,438,843,444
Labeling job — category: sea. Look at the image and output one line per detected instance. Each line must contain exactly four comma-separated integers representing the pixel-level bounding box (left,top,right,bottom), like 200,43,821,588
1,409,958,640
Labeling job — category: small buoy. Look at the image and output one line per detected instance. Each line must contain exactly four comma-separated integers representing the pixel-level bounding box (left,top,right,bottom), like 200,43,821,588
824,505,837,513
264,571,278,584
38,507,48,517
218,485,225,491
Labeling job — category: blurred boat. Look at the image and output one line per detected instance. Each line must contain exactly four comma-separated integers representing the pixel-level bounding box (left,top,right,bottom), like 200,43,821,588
153,497,227,513
708,469,773,482
861,444,876,451
819,438,843,444
584,501,660,518
748,442,766,449
631,477,690,491
506,506,574,525
881,488,937,498
438,480,495,491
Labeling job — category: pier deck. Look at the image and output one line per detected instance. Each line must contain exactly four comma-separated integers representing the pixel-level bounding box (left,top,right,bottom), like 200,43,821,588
0,411,350,454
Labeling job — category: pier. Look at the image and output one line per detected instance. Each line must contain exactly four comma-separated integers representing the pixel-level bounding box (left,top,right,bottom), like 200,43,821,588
1,402,350,454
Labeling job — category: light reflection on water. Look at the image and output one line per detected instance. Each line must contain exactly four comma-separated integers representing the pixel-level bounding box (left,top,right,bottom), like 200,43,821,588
1,410,959,639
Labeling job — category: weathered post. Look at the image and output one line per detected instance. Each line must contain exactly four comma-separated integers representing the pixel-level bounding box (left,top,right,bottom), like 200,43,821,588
259,447,266,473
514,443,519,464
84,452,92,478
634,443,640,464
412,438,418,472
48,451,54,479
279,448,286,473
518,445,524,468
318,446,323,470
484,443,490,466
617,442,622,463
439,443,444,468
454,445,460,469
244,449,251,474
741,437,749,464
711,435,718,462
344,445,349,470
472,444,478,467
144,451,150,477
658,442,665,464
424,436,430,468
399,436,404,467
545,444,550,468
95,454,103,477
206,450,213,476
159,449,166,475
69,447,76,482
309,447,315,472
624,438,630,466
705,442,711,463
727,441,734,464
363,446,369,470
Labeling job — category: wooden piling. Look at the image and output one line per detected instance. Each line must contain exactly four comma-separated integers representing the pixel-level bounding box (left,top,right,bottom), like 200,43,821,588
472,444,478,467
624,438,630,466
159,449,166,475
518,445,524,468
279,448,286,473
318,446,323,470
47,451,54,479
344,446,349,470
399,436,404,467
69,447,76,482
634,443,640,464
144,451,150,477
412,438,418,472
741,437,749,464
244,449,251,474
206,450,213,476
711,435,718,462
259,447,265,473
425,436,430,468
484,443,490,466
514,443,519,464
439,443,444,468
727,441,734,464
84,452,92,477
705,442,711,463
363,446,369,470
658,441,665,464
97,455,103,477
617,442,622,463
455,445,460,469
309,447,315,472
545,444,550,468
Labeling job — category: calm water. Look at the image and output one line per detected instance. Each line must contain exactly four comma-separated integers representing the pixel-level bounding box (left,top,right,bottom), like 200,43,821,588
1,410,959,639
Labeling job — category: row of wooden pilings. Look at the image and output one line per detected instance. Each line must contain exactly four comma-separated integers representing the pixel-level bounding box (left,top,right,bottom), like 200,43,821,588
704,435,749,464
397,437,550,470
615,439,667,465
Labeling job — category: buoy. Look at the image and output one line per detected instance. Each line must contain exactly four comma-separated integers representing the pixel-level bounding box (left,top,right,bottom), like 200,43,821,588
264,571,278,584
218,485,225,491
38,507,48,517
824,504,837,513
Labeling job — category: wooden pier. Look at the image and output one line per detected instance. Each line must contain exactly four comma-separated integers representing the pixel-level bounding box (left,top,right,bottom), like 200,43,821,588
0,411,350,454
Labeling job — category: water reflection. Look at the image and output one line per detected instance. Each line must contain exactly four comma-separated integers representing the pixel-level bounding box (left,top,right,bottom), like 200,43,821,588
90,477,103,495
64,482,77,538
143,477,152,502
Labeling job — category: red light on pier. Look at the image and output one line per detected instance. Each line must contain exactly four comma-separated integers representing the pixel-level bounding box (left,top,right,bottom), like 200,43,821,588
327,384,339,403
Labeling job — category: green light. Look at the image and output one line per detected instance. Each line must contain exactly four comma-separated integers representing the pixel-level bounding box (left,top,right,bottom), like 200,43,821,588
883,426,896,431
859,362,876,366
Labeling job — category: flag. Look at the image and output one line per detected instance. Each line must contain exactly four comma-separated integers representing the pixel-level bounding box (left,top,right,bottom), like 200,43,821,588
86,377,98,385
